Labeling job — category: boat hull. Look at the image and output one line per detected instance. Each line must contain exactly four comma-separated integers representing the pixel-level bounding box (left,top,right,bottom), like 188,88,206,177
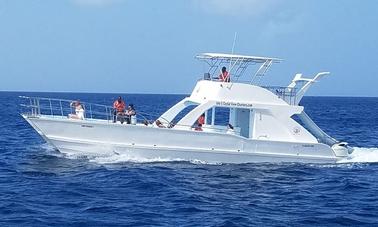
23,115,339,164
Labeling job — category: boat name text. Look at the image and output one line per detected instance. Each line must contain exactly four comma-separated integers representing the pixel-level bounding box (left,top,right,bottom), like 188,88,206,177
216,101,253,108
81,125,94,128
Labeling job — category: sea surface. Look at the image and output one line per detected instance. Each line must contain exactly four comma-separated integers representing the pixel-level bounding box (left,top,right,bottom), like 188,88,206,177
1,91,378,226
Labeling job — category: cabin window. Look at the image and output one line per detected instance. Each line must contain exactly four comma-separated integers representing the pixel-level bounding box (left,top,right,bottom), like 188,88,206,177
205,107,230,125
215,107,230,125
204,107,253,138
171,104,198,126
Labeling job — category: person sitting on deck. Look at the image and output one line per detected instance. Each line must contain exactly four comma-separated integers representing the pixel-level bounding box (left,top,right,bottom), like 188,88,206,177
226,123,235,134
113,96,126,124
195,123,203,131
219,66,230,82
143,120,150,126
155,119,166,128
125,104,136,124
197,113,205,126
189,113,205,131
68,100,85,120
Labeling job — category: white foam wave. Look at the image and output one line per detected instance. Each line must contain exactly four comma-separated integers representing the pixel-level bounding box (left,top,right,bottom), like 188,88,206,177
33,143,65,157
89,153,185,165
89,154,223,165
338,147,378,163
189,159,223,165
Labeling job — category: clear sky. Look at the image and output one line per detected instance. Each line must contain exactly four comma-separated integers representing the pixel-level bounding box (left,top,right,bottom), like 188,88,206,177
0,0,377,96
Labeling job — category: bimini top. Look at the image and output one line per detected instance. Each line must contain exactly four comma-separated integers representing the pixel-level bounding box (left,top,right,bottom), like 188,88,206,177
196,52,283,83
196,53,283,63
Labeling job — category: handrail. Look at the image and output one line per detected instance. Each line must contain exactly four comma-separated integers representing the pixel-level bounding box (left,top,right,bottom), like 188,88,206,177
19,96,149,124
19,96,243,136
198,79,298,105
262,86,297,105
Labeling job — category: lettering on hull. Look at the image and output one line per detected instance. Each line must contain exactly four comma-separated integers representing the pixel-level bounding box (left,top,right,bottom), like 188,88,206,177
81,125,94,128
216,101,253,108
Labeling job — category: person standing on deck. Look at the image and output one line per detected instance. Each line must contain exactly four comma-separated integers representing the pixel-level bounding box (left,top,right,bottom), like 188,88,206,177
219,66,230,82
113,96,126,124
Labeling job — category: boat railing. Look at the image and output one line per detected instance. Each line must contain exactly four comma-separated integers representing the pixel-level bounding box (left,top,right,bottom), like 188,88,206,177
20,96,255,136
262,86,297,105
19,96,152,123
20,96,114,121
201,77,298,105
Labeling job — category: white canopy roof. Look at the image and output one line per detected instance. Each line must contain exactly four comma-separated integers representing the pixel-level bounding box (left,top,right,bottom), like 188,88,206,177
196,53,283,63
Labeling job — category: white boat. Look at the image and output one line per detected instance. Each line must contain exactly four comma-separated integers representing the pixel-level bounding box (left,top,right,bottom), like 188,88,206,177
20,53,353,163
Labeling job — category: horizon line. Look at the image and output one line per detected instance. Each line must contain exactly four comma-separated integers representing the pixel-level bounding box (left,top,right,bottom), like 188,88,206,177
0,90,377,98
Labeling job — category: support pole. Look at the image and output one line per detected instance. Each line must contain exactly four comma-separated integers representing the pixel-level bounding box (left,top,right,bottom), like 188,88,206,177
211,107,215,126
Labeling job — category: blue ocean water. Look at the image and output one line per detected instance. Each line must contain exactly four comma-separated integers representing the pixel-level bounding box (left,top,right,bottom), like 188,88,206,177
1,91,378,226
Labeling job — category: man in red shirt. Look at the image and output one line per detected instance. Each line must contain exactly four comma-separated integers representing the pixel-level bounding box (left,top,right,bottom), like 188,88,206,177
195,113,205,131
219,66,230,82
113,96,126,123
197,113,205,125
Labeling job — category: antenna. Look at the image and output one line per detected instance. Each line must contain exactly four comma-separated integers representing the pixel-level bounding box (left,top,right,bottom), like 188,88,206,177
228,32,237,73
227,32,238,89
231,32,237,54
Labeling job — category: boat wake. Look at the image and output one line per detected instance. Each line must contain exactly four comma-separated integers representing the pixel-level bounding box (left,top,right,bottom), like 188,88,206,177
89,153,185,165
89,154,222,165
337,147,378,163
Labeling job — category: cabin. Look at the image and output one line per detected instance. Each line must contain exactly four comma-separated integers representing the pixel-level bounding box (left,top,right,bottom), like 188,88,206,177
157,53,334,145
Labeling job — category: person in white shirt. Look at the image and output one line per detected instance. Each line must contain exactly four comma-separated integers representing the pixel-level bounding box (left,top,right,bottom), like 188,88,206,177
68,100,85,120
